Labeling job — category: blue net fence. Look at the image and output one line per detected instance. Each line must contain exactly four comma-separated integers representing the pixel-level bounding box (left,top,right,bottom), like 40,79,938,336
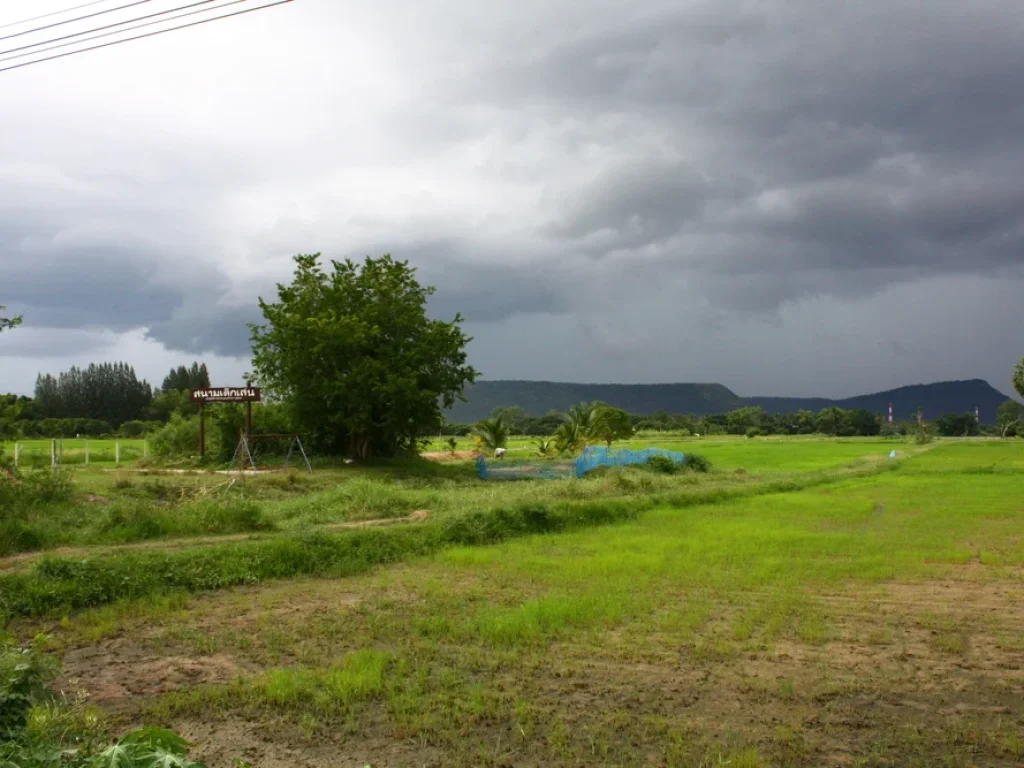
476,445,688,481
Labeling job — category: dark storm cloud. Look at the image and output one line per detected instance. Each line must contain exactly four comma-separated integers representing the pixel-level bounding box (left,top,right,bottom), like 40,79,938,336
440,0,1024,309
145,302,262,358
4,0,1024,397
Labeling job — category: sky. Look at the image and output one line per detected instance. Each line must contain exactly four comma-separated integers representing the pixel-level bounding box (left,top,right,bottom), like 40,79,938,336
1,0,1022,399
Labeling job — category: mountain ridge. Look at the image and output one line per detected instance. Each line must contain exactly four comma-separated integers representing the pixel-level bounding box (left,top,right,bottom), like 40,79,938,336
445,378,1014,423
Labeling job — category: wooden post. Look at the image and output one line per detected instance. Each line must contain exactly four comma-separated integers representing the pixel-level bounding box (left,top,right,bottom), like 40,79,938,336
85,441,89,466
245,401,253,439
13,442,19,468
51,439,56,469
199,402,206,458
116,442,120,465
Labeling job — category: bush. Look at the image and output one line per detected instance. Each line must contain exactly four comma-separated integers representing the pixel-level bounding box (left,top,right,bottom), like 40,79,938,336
149,414,219,461
0,638,58,739
746,427,761,438
684,453,712,473
646,455,681,475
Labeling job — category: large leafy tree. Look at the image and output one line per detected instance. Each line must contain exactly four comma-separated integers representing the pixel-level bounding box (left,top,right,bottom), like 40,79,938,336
249,253,477,459
997,399,1024,437
817,406,846,437
1015,358,1024,400
593,404,634,447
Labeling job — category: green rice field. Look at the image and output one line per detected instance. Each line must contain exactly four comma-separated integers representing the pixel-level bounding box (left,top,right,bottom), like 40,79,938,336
2,436,1023,767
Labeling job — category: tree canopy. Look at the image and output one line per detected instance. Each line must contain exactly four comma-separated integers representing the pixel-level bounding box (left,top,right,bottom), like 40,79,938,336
997,399,1024,437
161,363,210,392
34,363,153,428
249,253,477,459
1015,358,1024,400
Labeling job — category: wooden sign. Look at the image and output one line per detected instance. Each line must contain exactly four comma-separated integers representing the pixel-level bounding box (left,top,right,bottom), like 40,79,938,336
190,387,261,403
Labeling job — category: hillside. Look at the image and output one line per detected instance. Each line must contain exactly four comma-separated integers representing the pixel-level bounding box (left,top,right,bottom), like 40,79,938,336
445,378,1013,422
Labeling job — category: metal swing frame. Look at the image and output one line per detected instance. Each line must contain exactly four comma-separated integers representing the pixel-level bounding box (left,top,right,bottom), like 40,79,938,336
230,432,313,473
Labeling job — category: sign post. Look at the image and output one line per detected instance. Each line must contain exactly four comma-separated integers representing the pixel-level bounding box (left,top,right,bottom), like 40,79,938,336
190,387,262,459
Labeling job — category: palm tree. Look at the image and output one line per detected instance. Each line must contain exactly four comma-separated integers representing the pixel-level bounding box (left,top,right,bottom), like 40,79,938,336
533,437,556,457
470,416,510,455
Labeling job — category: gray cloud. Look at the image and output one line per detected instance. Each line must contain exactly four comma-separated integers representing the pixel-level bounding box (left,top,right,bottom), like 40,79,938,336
2,0,1023,397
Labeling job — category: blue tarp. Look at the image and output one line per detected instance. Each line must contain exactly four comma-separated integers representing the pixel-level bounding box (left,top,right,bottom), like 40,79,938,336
476,445,688,480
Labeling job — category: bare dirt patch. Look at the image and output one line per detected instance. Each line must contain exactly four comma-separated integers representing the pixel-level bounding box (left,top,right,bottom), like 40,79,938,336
58,640,244,710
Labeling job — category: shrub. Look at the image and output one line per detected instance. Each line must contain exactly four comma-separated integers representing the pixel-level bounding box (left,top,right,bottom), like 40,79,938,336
0,638,58,739
149,414,219,461
746,427,761,438
647,455,680,475
685,453,712,473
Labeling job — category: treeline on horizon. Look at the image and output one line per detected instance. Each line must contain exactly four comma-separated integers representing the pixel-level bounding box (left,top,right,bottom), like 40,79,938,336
440,404,1017,439
0,362,210,439
1,363,1020,443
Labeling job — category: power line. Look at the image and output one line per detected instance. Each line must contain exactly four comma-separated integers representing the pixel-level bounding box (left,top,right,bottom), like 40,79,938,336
0,0,251,64
1,0,231,58
0,0,293,74
0,1,151,43
0,0,121,31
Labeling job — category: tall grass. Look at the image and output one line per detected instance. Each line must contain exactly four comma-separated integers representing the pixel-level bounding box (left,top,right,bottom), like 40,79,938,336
0,463,895,620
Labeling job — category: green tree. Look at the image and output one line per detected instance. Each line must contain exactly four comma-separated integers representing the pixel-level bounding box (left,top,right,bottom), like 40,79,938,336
846,409,881,437
726,406,765,435
0,305,21,333
33,362,153,428
795,409,818,434
593,405,634,447
248,253,477,459
935,412,979,437
490,406,530,434
471,415,510,454
161,362,211,392
997,399,1024,437
1015,358,1024,400
817,406,846,437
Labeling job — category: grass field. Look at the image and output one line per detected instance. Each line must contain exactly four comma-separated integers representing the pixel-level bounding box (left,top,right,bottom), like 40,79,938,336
1,437,148,467
3,437,1023,766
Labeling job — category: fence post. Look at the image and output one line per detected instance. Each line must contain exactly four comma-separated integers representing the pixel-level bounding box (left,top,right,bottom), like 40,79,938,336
143,440,148,458
51,439,56,469
85,441,90,466
13,442,18,468
115,442,120,465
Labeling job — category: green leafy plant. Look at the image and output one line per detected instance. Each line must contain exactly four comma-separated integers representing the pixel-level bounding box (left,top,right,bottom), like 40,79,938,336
0,639,58,739
646,455,681,475
685,454,712,473
533,438,556,457
88,726,206,768
470,416,509,454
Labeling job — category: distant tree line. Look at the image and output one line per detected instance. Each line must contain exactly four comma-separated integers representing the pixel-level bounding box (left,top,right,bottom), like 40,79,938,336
0,360,214,439
441,402,1023,441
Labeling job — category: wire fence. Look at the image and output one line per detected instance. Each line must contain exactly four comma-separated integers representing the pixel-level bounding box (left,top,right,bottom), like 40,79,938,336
476,445,688,481
3,440,148,468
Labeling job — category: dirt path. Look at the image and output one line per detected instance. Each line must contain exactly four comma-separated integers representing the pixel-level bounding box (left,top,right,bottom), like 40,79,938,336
0,512,431,575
